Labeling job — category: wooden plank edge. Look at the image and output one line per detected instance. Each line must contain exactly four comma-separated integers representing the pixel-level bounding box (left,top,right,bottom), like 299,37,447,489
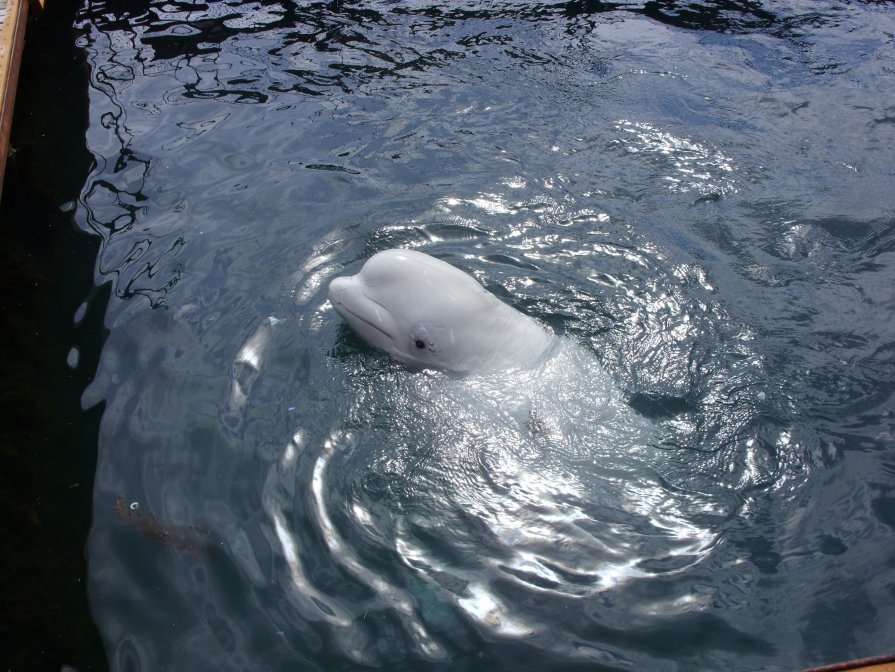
800,653,895,672
0,0,31,198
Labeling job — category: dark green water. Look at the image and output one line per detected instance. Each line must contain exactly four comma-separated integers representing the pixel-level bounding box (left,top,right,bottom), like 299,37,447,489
7,1,895,670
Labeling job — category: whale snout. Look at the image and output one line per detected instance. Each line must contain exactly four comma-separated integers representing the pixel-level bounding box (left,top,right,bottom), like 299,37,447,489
328,273,402,355
327,275,351,309
328,275,362,328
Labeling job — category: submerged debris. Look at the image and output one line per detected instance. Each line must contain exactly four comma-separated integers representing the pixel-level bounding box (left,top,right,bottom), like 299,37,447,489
114,496,220,557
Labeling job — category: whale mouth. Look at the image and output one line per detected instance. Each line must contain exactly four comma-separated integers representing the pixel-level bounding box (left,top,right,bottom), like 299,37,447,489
328,276,400,351
336,303,395,344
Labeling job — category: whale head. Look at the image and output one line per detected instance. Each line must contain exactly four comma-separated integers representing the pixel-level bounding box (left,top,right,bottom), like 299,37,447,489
328,249,552,373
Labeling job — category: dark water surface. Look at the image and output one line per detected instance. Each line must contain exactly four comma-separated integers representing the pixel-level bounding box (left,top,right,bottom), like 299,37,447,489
74,1,894,670
1,2,106,669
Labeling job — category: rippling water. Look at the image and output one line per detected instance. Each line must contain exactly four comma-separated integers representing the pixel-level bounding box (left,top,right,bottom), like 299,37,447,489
74,1,895,670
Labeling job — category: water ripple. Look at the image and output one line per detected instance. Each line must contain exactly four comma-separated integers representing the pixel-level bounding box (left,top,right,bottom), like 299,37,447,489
77,1,895,669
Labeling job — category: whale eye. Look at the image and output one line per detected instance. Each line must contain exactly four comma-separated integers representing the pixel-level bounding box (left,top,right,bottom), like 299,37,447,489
411,326,435,353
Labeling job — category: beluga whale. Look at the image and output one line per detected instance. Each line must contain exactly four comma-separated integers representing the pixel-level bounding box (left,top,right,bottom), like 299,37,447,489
328,249,555,373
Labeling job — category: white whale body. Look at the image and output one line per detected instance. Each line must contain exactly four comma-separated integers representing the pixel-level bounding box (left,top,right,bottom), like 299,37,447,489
328,249,555,372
